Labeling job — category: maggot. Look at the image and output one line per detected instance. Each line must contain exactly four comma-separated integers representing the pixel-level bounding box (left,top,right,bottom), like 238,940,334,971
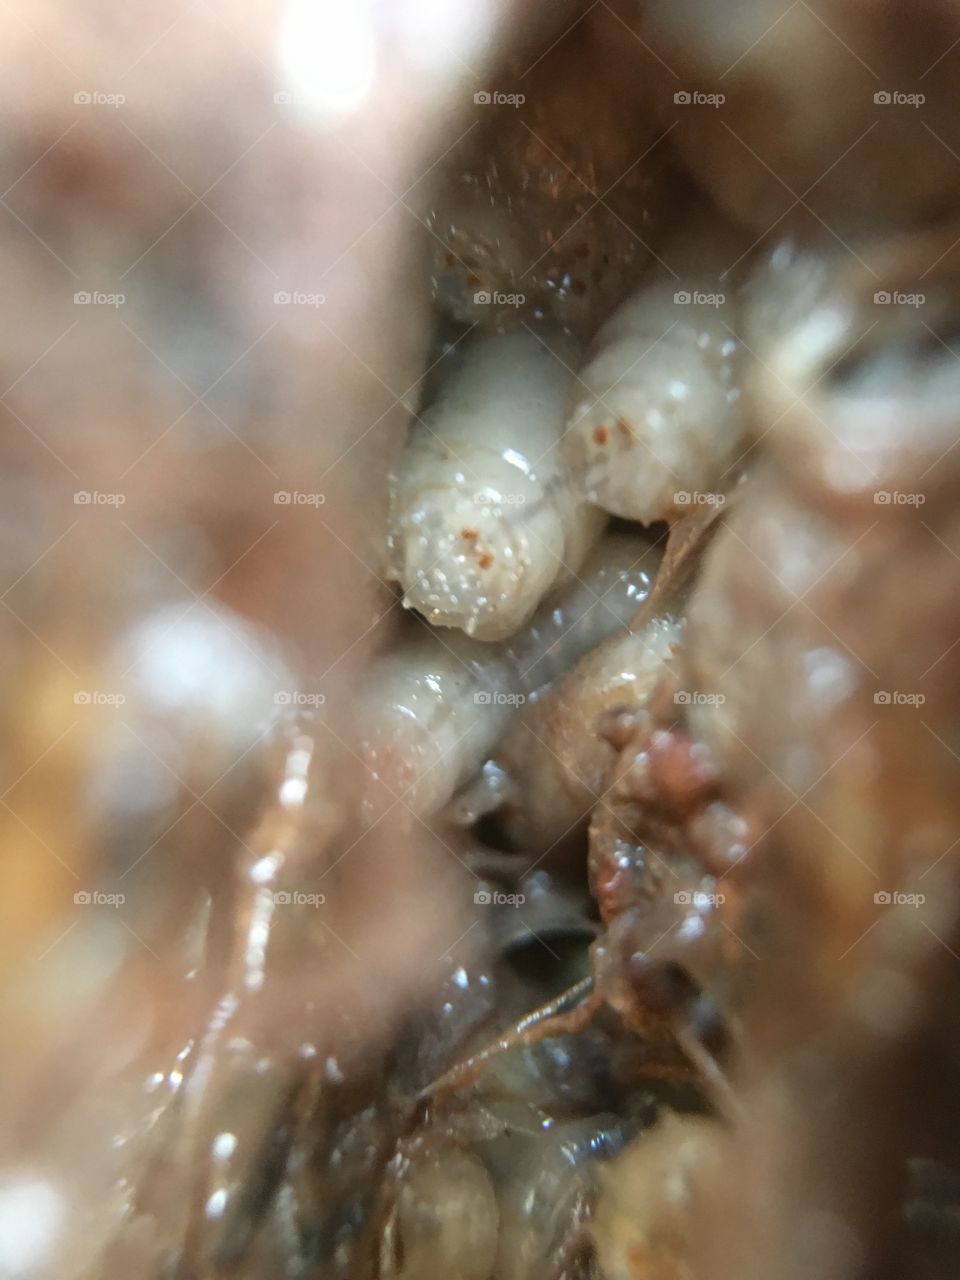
561,214,747,524
484,509,722,857
388,328,606,641
359,529,663,824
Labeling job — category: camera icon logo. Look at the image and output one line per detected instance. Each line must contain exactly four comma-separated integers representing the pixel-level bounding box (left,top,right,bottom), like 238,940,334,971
274,491,292,505
674,891,693,905
874,691,891,704
874,291,891,304
73,691,91,704
74,491,92,504
274,291,291,305
474,91,492,105
473,691,492,705
674,690,692,704
274,690,292,705
274,91,293,105
74,291,91,305
674,290,691,304
273,890,292,904
874,91,892,105
474,291,491,305
74,890,92,904
74,91,92,105
474,888,492,904
874,890,892,904
674,490,691,505
674,91,692,104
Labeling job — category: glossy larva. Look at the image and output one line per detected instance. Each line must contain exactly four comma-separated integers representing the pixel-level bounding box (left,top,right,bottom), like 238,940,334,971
359,530,663,823
488,614,686,856
485,1115,628,1280
561,219,747,523
388,1147,499,1280
388,329,606,642
485,510,719,855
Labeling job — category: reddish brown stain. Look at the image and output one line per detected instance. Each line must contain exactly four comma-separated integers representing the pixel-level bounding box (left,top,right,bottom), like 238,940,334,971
460,528,478,542
478,553,494,569
648,727,719,810
593,425,609,445
594,859,636,923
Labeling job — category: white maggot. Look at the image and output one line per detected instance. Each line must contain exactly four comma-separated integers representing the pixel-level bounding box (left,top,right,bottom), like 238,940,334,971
359,530,663,823
389,1147,499,1280
561,218,747,523
486,509,719,854
389,329,606,641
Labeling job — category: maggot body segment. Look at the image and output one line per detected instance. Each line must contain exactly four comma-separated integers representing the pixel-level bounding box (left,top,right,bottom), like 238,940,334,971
359,529,663,823
388,329,606,641
485,510,720,856
561,219,747,524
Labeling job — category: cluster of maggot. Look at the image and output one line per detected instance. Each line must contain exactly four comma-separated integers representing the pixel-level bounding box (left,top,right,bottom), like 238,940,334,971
351,31,824,1273
10,0,960,1277
352,2,960,1275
